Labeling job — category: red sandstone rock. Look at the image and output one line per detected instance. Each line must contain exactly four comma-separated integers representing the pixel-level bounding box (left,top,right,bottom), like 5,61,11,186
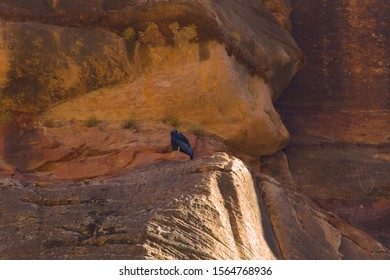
0,0,388,260
276,0,390,248
1,154,387,259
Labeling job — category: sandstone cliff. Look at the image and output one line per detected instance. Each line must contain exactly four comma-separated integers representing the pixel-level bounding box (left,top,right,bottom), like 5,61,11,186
0,0,388,260
0,0,304,180
0,0,303,159
276,0,390,249
1,153,387,259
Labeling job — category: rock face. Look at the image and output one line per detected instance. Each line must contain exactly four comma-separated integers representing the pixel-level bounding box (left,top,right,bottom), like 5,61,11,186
0,0,388,260
260,174,388,259
0,0,303,157
0,154,277,259
1,153,387,259
0,21,134,112
0,0,304,182
1,113,228,181
276,0,390,248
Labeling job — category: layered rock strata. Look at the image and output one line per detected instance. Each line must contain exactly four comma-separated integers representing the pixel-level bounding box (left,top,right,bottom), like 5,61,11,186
276,0,390,248
1,154,387,259
0,0,387,260
0,0,303,160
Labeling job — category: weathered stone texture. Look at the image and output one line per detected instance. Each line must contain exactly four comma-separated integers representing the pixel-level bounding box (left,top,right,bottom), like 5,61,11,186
0,0,303,157
2,154,388,259
260,174,388,259
276,0,390,248
0,154,280,259
0,0,388,260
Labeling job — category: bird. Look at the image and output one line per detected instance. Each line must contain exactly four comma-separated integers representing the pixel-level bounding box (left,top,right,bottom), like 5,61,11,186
170,129,193,159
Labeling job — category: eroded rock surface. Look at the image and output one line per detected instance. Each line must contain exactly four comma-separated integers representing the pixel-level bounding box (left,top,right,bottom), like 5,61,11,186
0,0,388,261
276,0,390,248
1,154,387,259
0,0,303,158
0,154,280,259
0,21,134,112
260,174,388,259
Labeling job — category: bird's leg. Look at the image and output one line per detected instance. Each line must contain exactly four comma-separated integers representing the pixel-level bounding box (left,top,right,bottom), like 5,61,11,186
177,147,181,152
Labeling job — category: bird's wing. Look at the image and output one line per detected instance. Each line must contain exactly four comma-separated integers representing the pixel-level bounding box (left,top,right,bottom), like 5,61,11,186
175,132,190,145
171,139,179,151
176,139,193,157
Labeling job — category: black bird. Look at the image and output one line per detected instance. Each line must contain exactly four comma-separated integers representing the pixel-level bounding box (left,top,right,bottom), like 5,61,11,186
170,129,193,159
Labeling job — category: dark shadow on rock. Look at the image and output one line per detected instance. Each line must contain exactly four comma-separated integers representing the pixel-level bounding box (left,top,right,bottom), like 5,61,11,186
252,172,283,259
